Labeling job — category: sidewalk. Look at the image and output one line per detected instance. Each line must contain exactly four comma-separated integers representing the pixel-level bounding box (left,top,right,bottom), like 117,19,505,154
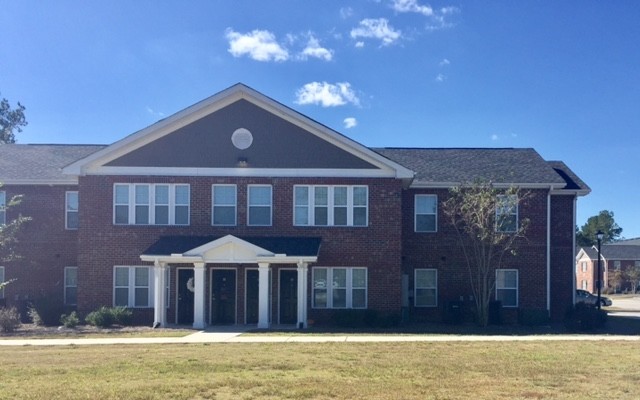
1,330,639,347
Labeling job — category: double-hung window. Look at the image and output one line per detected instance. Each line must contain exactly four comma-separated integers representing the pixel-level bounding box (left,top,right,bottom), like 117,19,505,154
294,186,368,227
212,185,237,226
581,262,587,272
312,267,367,309
496,269,518,307
0,191,5,225
114,266,150,307
496,194,518,232
64,267,78,305
248,185,272,226
114,184,190,225
415,269,437,307
415,195,437,232
65,191,79,229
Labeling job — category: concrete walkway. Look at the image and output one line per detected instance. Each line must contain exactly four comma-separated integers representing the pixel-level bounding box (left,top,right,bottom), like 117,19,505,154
0,329,638,347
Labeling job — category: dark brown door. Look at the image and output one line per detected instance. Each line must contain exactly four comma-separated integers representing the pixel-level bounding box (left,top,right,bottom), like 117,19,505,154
246,269,259,324
211,269,236,325
279,270,297,324
177,269,194,325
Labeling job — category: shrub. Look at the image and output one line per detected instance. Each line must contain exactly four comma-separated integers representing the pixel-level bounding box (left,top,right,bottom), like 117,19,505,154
60,311,80,328
28,306,44,326
518,309,550,326
85,307,115,328
30,296,64,326
0,307,21,333
564,303,608,332
110,306,133,326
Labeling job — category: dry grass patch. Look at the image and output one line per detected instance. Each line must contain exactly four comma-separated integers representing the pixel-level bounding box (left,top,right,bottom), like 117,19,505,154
1,341,639,399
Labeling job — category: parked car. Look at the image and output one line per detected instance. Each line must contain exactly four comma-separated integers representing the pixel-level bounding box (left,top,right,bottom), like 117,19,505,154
575,289,612,307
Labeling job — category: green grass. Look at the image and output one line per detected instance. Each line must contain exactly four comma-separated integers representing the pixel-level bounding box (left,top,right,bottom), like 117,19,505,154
1,341,639,399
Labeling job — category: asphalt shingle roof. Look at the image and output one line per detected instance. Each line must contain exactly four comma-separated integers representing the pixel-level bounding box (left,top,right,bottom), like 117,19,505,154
373,147,572,187
0,144,105,182
143,236,322,257
579,245,640,260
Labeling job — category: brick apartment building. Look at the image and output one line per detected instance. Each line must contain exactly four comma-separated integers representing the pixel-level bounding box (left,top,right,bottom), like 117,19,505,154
576,240,640,293
0,84,590,328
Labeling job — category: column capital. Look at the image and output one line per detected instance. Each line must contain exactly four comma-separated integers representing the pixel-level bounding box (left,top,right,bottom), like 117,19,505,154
193,262,205,269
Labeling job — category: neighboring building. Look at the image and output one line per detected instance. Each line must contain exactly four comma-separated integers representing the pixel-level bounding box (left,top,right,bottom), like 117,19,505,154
0,84,590,327
576,243,640,293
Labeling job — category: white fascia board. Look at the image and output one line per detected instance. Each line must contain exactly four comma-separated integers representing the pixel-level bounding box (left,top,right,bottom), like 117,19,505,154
256,256,318,264
63,84,414,180
81,166,400,178
140,255,203,264
409,182,561,190
550,189,591,196
0,178,79,185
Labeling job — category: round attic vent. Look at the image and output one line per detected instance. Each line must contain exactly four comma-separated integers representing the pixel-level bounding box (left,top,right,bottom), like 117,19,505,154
231,128,253,150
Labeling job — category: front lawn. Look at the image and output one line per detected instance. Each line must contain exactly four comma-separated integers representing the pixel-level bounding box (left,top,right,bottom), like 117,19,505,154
1,341,638,399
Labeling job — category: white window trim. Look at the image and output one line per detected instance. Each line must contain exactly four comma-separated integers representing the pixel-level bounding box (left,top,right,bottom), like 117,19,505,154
294,185,368,227
0,191,6,225
312,267,367,309
113,184,190,226
495,269,519,308
113,266,155,308
414,194,437,233
65,191,78,230
247,184,272,226
414,269,437,307
64,266,78,306
496,194,519,233
212,184,237,226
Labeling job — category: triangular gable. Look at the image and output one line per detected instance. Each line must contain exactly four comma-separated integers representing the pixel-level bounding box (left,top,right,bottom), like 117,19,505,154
63,84,414,180
184,235,274,262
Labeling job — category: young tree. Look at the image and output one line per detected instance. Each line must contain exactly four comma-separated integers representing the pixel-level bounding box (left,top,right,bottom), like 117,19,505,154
0,187,30,265
608,269,623,294
442,181,530,327
0,94,27,144
625,265,640,295
576,210,623,247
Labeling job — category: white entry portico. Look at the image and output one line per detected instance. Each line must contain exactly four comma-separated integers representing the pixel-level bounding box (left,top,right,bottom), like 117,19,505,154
140,235,319,329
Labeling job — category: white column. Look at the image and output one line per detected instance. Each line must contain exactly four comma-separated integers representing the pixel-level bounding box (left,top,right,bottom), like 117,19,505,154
153,261,167,328
257,262,270,329
193,262,206,329
297,262,308,329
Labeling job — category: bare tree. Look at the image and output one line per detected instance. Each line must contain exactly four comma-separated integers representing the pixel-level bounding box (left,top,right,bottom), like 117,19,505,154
442,181,530,326
0,184,30,291
625,265,640,295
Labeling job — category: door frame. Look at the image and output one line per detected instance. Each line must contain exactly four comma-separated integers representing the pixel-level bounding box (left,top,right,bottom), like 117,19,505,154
278,268,298,325
209,267,238,325
245,267,259,325
175,267,195,325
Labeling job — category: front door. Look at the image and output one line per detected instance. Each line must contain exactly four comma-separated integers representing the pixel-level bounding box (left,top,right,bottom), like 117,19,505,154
177,269,194,325
211,269,236,325
279,269,297,324
246,269,259,324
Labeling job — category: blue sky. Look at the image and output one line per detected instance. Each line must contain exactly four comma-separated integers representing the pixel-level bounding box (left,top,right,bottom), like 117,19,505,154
1,1,639,238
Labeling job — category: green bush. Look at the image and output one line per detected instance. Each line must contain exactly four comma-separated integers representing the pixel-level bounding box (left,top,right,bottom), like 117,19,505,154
110,306,133,326
30,296,65,326
85,307,116,328
60,311,80,328
518,309,550,326
28,306,44,326
0,307,21,333
564,303,608,332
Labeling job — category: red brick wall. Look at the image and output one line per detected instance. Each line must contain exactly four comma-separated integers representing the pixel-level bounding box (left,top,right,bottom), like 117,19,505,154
549,195,576,320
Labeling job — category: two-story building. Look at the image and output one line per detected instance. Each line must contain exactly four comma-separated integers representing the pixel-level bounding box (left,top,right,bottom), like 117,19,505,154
576,240,640,293
0,84,590,328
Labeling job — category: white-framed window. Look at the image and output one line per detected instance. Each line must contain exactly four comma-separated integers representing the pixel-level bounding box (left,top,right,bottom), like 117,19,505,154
248,185,272,226
581,261,588,272
415,269,437,307
635,260,640,268
212,185,237,226
496,195,518,232
312,267,367,309
614,260,621,270
496,269,518,307
114,266,151,307
113,184,189,225
65,191,79,230
581,280,588,290
0,266,5,299
0,191,5,225
294,185,368,227
64,267,78,305
415,195,437,232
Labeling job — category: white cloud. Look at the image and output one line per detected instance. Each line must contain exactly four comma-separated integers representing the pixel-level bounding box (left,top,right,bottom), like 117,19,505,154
340,7,354,19
439,58,450,66
225,28,289,62
350,18,402,46
300,36,334,61
355,41,365,48
146,106,165,118
491,134,499,141
390,1,461,30
435,73,446,82
391,0,434,16
295,82,360,107
344,117,358,129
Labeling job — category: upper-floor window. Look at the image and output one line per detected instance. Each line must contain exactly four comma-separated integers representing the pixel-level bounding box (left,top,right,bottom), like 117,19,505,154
64,267,78,306
248,185,272,226
614,260,621,270
294,185,368,227
415,195,437,232
581,261,587,272
415,269,437,307
635,260,640,268
212,185,237,226
496,269,518,307
66,191,79,230
114,184,189,225
496,195,518,232
312,267,367,309
0,191,5,225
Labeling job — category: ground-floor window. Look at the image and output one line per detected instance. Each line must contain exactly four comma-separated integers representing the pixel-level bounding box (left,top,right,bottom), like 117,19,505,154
312,267,367,309
581,280,588,290
64,267,78,306
496,269,518,307
414,269,437,307
114,266,151,307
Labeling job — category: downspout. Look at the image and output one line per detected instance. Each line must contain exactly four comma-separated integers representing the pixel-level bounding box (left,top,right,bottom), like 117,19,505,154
572,195,577,304
546,188,552,314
